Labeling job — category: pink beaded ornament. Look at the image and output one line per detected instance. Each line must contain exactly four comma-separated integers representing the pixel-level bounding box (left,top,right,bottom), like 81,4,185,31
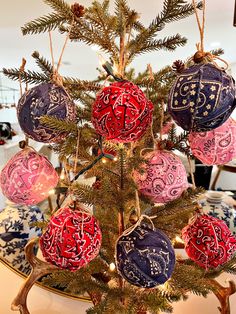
182,214,236,269
0,148,58,205
40,205,102,271
133,150,188,204
189,118,236,165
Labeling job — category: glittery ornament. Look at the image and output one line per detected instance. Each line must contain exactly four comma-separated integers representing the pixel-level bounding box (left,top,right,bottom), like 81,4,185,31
40,205,102,271
0,202,44,274
0,148,58,205
92,81,153,142
168,63,236,131
133,150,188,204
182,214,236,269
17,83,76,143
189,118,236,165
115,217,175,288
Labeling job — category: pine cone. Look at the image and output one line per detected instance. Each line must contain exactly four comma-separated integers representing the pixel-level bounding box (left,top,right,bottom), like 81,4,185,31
71,3,85,19
172,60,185,73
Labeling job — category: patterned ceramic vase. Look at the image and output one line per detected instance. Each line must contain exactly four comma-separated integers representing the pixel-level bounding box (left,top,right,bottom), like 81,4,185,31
0,201,44,274
199,191,236,235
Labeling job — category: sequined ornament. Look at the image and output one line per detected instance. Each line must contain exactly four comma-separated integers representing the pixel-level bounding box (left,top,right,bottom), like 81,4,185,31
189,118,236,165
17,83,76,143
182,214,236,269
40,205,102,271
0,201,44,274
115,217,175,288
92,81,153,142
0,147,58,205
168,63,236,131
133,150,188,204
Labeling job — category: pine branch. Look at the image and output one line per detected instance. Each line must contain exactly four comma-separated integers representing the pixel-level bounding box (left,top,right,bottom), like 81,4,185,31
129,34,187,60
31,51,53,75
158,0,202,25
21,13,67,35
68,21,119,62
43,0,72,17
2,68,50,84
40,116,78,134
64,77,102,92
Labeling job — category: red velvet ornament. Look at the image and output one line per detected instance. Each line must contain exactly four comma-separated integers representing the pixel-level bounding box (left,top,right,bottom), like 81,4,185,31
40,206,102,271
182,214,236,269
92,81,153,142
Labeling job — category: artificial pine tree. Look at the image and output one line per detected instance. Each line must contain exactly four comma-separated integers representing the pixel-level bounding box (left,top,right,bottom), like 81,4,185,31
3,1,236,314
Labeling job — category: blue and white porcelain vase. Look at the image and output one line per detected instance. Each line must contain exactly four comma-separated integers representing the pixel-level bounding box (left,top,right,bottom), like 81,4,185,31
0,201,44,274
200,191,236,235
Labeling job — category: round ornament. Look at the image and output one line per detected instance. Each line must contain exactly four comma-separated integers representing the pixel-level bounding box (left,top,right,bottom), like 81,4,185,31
0,148,58,205
115,217,175,288
168,63,236,132
0,201,44,274
199,191,236,235
182,214,236,269
40,205,102,271
17,83,76,143
133,150,188,204
92,80,153,142
189,118,236,165
0,123,12,140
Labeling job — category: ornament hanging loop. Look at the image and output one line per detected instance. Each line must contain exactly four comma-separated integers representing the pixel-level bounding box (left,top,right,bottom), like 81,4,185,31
48,18,75,87
191,0,228,70
192,0,205,53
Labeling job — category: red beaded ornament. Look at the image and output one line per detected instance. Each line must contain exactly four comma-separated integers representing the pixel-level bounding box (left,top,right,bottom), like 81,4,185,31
92,81,153,143
182,214,236,269
40,205,102,271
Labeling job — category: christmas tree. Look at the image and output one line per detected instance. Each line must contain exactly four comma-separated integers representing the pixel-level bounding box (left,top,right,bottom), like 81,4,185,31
2,1,236,314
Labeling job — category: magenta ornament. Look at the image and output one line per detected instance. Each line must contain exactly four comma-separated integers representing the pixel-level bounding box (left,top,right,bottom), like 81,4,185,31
189,118,236,165
133,150,188,204
0,148,58,205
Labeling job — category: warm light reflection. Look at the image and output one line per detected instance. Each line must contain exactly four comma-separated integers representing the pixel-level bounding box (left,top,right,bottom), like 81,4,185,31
98,53,106,67
48,189,55,195
60,169,65,180
109,262,116,271
175,236,184,244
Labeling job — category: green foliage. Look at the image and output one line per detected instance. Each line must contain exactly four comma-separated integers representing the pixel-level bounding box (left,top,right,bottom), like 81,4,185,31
21,0,73,35
4,1,235,314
